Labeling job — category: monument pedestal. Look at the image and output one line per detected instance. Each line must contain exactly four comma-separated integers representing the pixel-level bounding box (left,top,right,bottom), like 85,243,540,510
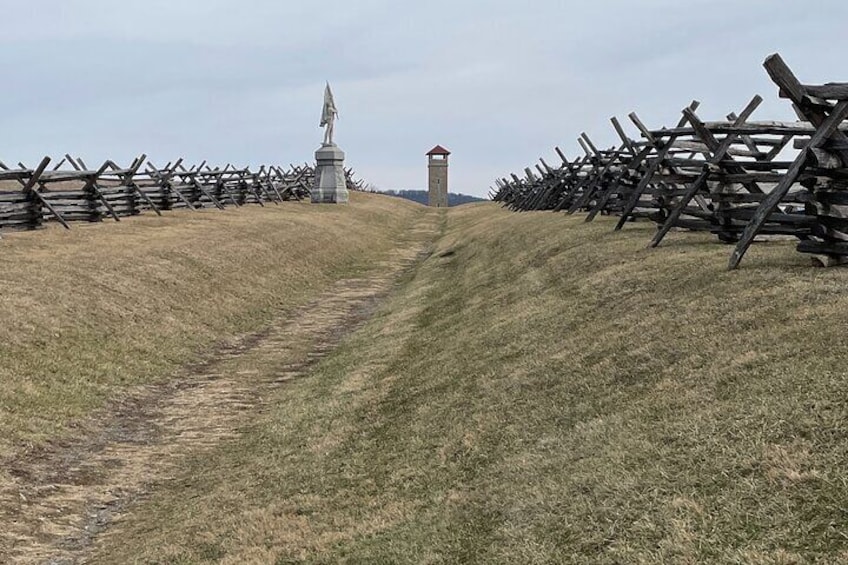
312,143,349,204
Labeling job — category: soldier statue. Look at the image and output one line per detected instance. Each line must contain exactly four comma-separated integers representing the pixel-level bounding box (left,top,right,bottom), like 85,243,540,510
320,83,338,146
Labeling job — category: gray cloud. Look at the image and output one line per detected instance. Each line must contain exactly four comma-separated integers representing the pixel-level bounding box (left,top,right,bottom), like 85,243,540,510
2,1,848,196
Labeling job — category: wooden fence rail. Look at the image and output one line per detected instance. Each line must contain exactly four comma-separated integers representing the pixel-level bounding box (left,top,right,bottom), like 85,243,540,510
0,155,365,234
491,53,848,269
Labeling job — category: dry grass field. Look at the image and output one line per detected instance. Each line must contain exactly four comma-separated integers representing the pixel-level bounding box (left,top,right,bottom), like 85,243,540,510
0,192,429,454
4,195,848,563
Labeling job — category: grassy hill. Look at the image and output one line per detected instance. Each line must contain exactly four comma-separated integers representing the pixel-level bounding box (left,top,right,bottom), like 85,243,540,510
0,193,428,455
378,189,485,206
3,194,848,563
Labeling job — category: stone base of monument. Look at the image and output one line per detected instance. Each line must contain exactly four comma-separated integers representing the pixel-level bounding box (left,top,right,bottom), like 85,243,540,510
311,143,349,204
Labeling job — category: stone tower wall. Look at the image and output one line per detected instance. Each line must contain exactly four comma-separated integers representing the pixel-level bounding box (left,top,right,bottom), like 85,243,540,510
428,157,449,207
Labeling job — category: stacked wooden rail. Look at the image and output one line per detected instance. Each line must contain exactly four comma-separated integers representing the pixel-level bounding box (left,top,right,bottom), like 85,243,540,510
0,155,366,233
491,53,848,268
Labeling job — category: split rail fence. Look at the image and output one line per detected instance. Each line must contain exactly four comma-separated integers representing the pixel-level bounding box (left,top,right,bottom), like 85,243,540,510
491,53,848,269
0,155,365,233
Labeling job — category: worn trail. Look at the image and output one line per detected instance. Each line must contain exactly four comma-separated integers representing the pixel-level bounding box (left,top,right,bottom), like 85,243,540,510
0,211,440,564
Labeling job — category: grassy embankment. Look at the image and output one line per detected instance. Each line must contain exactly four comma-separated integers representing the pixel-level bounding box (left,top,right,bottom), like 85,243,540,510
0,192,429,455
89,202,848,563
89,204,848,564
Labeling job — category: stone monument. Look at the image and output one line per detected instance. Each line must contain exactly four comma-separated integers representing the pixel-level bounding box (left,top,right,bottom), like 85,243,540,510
312,83,349,204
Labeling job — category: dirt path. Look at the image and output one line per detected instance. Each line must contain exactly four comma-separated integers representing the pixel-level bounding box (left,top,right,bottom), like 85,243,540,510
0,211,441,564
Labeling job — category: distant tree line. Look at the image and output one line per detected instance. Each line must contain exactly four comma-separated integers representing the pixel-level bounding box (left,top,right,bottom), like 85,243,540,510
378,189,485,206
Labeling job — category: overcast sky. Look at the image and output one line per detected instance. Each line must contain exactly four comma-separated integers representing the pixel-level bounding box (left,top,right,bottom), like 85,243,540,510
2,1,848,197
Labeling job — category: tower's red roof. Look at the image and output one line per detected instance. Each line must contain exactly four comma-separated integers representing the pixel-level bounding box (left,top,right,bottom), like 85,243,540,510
426,145,451,156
